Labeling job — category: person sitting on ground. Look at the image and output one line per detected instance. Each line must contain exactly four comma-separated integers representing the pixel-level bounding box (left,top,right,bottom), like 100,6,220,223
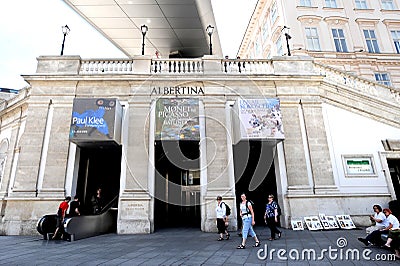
366,204,387,234
358,208,399,247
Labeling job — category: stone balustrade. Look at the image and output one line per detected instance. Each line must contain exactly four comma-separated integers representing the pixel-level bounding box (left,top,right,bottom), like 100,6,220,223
80,59,134,74
314,62,400,104
150,59,203,74
79,58,274,75
37,56,400,105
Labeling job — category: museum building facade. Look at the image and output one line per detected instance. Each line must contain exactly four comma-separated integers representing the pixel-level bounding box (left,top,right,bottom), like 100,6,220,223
0,55,399,235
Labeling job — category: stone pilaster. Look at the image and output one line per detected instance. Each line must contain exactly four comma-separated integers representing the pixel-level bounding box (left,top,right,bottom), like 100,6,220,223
37,101,73,198
10,100,49,198
301,100,338,193
280,104,313,195
117,99,152,234
202,98,237,232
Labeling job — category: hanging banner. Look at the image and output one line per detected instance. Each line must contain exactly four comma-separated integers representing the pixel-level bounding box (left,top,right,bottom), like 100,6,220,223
69,98,122,144
155,98,200,140
233,98,284,143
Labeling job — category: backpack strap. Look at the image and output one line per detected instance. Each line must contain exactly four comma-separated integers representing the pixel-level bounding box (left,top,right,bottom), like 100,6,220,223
243,200,251,216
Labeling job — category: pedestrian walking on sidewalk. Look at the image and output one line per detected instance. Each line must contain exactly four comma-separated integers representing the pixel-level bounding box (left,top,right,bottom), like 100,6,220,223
264,194,282,240
237,193,260,249
215,196,230,241
52,196,71,239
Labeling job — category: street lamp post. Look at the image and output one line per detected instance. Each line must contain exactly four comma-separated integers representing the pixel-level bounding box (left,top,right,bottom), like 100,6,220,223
60,25,70,56
141,25,148,55
206,25,214,55
283,26,291,56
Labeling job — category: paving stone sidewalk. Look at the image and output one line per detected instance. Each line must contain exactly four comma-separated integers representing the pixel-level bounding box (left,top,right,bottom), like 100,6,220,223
0,227,398,265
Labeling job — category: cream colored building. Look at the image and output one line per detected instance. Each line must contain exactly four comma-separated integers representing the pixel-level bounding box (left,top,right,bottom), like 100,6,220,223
0,1,399,236
238,0,400,89
0,55,398,235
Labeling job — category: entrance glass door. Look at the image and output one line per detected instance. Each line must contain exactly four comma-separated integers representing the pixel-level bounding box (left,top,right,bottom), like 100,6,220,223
154,141,200,229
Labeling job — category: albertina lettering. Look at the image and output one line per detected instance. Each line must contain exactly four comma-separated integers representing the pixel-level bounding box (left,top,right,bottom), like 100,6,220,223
151,86,204,95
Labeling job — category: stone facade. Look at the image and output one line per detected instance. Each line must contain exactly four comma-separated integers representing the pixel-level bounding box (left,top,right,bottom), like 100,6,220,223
0,55,399,235
239,0,400,89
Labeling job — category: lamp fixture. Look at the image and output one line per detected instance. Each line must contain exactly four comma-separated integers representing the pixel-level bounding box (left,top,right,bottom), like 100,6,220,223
141,24,148,55
283,26,292,56
206,25,214,55
60,25,70,56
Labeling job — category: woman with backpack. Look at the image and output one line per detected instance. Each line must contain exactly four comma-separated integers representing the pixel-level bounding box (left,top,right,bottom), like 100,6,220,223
264,194,282,240
216,196,230,241
237,193,260,249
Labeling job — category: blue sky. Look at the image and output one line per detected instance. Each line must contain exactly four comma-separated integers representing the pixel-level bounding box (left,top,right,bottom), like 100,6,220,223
0,0,256,90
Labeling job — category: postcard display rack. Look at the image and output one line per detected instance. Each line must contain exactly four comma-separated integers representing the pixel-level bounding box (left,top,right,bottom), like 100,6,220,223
291,214,356,231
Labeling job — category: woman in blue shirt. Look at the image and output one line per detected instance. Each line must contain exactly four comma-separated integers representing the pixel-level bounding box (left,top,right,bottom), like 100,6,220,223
264,194,282,240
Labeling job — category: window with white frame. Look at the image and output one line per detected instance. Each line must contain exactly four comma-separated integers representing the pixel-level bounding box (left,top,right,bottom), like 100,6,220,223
391,30,400,53
332,28,348,52
381,0,395,10
300,0,312,6
363,29,380,53
325,0,337,8
270,2,278,25
262,20,270,41
305,27,321,51
255,37,262,58
355,0,368,9
276,37,283,55
374,73,392,86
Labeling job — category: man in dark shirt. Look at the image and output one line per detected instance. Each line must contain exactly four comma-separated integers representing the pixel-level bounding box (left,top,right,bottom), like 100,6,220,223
69,195,81,217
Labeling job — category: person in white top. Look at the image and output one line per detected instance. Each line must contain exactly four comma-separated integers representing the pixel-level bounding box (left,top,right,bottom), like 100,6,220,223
358,208,399,247
384,210,400,246
215,196,229,241
366,204,387,234
237,193,260,249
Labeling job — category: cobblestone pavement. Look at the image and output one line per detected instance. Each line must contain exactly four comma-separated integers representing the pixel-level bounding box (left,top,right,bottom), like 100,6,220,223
0,227,398,265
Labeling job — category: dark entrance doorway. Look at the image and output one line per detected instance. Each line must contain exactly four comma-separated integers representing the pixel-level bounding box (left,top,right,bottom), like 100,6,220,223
75,144,122,215
233,140,278,227
388,159,400,199
154,140,200,229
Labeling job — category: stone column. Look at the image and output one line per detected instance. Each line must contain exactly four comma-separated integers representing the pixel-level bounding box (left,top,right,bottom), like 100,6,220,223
202,97,236,232
117,97,152,234
300,100,338,193
280,103,313,195
10,97,50,198
37,98,74,198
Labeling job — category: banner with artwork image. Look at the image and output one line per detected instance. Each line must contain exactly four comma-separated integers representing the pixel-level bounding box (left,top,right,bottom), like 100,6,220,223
232,98,284,144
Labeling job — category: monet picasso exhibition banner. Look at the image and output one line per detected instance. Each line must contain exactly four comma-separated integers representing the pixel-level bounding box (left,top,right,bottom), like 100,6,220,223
155,98,200,140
